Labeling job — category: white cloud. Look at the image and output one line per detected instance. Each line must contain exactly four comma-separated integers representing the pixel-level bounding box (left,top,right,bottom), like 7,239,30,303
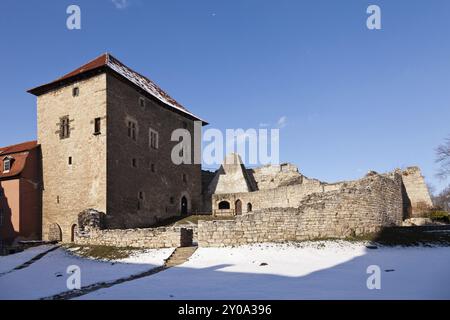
276,116,287,129
111,0,130,9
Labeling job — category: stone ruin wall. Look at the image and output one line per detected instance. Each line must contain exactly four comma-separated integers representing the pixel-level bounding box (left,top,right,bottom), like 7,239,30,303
200,173,404,247
75,227,192,248
399,167,434,217
248,163,303,190
212,163,432,220
73,209,192,248
212,176,345,214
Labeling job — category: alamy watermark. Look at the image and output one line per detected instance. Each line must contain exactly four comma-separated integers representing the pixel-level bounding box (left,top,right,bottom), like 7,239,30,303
170,121,280,166
366,265,381,290
367,5,382,30
66,265,81,290
66,5,81,30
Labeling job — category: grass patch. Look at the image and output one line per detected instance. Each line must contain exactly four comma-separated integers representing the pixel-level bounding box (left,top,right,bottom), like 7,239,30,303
63,244,142,260
425,211,450,223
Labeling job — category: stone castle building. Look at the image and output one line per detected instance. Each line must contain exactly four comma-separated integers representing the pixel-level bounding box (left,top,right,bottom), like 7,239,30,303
28,54,207,242
23,53,435,246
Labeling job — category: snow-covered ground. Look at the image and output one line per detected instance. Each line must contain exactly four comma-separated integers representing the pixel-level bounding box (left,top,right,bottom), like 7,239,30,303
80,242,450,300
1,242,449,300
0,245,55,274
0,247,174,300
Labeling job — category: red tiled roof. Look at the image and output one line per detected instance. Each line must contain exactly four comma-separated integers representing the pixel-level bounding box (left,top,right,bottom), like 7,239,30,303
0,141,38,179
28,53,207,124
0,141,38,156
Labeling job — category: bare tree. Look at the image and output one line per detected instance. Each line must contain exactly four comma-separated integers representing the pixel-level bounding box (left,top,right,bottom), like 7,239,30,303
436,136,450,180
433,185,450,212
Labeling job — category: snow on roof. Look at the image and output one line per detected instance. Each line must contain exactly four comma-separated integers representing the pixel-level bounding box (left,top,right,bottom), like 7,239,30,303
28,53,207,124
105,54,206,123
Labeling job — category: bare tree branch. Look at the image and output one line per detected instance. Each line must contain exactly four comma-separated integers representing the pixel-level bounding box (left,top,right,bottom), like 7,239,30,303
436,136,450,180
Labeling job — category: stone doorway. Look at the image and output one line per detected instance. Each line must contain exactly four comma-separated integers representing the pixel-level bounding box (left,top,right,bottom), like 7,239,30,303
71,224,78,242
235,199,242,215
181,196,188,216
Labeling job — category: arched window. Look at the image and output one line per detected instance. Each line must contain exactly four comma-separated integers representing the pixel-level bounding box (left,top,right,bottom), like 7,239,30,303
235,199,242,215
218,201,230,210
247,203,253,212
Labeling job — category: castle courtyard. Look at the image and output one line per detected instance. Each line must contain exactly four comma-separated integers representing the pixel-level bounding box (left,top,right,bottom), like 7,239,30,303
1,242,449,300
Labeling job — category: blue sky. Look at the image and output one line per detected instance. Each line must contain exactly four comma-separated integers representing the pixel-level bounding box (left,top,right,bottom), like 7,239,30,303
0,0,449,193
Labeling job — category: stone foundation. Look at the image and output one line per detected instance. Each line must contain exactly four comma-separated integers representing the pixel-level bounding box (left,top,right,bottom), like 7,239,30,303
75,226,192,248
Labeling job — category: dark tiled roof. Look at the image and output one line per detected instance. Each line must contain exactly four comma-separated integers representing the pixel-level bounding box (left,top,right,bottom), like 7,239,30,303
28,53,207,124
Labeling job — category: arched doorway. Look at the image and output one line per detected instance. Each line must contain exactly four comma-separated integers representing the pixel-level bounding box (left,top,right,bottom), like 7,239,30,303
235,199,242,215
218,201,230,210
247,203,253,212
181,196,188,216
48,223,62,242
71,224,78,242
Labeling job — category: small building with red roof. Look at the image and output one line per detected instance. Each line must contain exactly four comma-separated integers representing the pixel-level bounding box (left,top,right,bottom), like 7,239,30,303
0,141,42,249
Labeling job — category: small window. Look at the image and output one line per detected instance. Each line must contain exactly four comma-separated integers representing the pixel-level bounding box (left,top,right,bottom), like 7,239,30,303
218,201,231,210
182,173,187,183
94,118,101,135
59,116,70,139
132,158,137,168
72,87,79,97
56,196,60,204
3,158,11,172
138,191,144,200
68,157,72,165
128,121,137,141
139,97,145,108
170,197,174,204
151,163,155,173
149,128,159,149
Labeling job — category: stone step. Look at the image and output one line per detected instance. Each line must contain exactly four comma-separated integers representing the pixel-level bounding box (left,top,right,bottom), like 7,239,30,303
164,246,198,267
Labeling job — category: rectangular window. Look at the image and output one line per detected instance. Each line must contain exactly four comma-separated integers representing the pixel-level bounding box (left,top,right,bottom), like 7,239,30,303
94,118,101,135
132,158,137,168
68,157,72,165
3,159,11,172
72,87,79,97
149,128,159,149
128,121,137,141
60,116,70,139
139,97,145,108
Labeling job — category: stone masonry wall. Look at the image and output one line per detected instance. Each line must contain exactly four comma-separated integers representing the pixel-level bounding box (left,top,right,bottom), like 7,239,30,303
212,177,327,214
106,73,203,229
399,167,433,217
75,226,193,248
37,74,108,242
199,173,403,246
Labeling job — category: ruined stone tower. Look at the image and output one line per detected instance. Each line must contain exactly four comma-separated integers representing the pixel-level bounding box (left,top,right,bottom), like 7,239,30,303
28,54,207,241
